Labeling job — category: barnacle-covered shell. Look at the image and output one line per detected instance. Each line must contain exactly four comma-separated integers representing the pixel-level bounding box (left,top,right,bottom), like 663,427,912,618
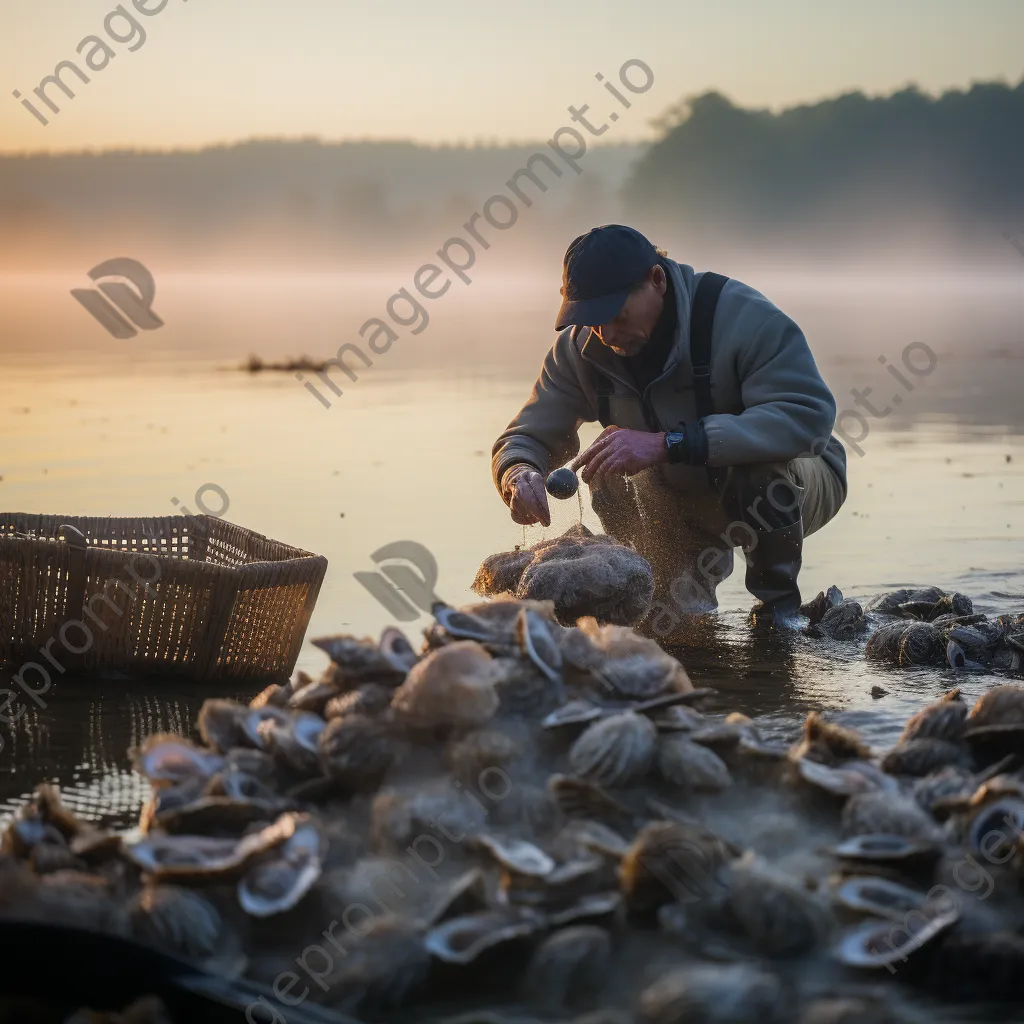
801,586,843,625
900,689,967,743
522,925,611,1012
722,852,832,955
790,712,871,765
815,600,867,640
131,735,224,788
637,963,785,1024
569,711,657,787
840,791,943,841
318,714,398,791
657,734,732,792
238,815,324,917
391,641,503,731
620,820,733,913
512,530,655,627
881,738,972,777
867,586,946,616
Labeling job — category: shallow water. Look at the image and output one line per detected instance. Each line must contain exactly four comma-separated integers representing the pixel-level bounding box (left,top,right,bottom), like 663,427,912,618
0,267,1022,826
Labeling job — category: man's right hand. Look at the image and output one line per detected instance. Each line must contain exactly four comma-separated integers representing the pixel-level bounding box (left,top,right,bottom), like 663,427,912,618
502,465,551,527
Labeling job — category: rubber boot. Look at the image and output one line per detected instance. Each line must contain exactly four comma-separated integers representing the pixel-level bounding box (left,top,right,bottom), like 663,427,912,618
744,522,804,629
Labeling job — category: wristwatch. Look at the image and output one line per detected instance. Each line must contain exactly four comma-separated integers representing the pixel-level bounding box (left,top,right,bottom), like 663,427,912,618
665,429,687,464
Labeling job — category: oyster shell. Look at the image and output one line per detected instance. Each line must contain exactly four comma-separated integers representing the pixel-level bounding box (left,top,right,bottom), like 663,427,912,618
792,757,894,798
379,626,419,674
391,642,503,731
444,729,521,786
424,907,545,965
815,600,867,640
899,689,967,743
880,738,972,777
522,924,611,1011
657,734,732,792
569,711,657,787
472,833,555,878
318,713,398,791
548,774,631,823
833,908,958,968
151,795,282,836
790,712,871,766
250,682,290,709
197,698,251,753
124,812,299,881
288,680,340,715
833,834,942,870
323,683,394,720
801,585,844,625
238,815,324,917
491,656,564,716
131,735,224,788
128,884,228,961
637,964,785,1024
840,791,943,841
541,700,605,730
833,875,930,922
257,711,327,778
311,633,406,683
577,619,692,699
515,606,564,684
619,820,733,913
722,852,832,955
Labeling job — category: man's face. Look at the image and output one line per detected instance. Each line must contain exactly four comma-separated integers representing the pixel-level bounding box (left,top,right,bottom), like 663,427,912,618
590,265,667,356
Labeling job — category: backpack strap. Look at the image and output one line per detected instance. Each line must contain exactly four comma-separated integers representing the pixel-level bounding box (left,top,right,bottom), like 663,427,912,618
689,272,729,420
573,325,615,428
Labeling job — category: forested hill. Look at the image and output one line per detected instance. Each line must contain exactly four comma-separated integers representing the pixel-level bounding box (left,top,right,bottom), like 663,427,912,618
623,80,1024,230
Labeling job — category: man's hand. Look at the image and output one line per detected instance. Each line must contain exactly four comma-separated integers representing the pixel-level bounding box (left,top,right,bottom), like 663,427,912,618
502,465,551,526
573,426,668,488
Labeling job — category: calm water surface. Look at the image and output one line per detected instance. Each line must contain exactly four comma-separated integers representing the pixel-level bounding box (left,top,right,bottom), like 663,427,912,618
0,269,1022,826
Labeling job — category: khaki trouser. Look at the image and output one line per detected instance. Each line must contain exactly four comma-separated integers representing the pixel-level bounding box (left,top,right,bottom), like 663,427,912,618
590,454,846,620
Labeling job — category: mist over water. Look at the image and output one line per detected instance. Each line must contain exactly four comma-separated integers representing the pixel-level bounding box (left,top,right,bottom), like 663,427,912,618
0,260,1022,825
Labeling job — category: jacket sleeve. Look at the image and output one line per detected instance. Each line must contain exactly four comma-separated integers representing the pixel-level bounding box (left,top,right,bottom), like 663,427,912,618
491,333,595,493
702,311,837,467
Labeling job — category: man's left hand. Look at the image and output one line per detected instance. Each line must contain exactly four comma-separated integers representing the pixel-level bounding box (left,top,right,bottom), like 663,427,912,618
573,426,668,488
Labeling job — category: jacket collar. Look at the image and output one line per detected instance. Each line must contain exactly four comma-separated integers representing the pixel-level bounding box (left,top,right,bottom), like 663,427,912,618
577,260,694,392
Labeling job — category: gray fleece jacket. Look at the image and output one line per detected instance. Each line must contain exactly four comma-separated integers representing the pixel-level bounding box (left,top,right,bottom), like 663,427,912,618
491,259,847,497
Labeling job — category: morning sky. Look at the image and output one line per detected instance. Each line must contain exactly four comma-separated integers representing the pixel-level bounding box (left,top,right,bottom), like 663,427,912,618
1,0,1021,154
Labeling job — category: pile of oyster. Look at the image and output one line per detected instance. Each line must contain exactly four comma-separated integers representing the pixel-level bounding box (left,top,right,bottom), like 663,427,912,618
6,594,1024,1022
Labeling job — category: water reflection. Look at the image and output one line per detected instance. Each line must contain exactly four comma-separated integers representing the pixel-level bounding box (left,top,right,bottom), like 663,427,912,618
0,675,265,828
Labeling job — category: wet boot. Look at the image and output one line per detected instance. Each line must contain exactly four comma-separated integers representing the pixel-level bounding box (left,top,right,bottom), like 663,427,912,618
744,522,804,629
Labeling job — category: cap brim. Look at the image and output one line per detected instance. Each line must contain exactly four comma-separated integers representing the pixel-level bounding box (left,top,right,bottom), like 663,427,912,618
554,289,629,331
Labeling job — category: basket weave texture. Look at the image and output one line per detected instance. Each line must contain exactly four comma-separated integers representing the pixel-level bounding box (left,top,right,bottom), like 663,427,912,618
0,513,327,682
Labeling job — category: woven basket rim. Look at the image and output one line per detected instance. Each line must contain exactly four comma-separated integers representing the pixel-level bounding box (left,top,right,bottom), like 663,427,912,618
0,512,322,564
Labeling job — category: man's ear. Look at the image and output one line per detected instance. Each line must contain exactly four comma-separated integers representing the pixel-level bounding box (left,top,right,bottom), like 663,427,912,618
651,263,667,295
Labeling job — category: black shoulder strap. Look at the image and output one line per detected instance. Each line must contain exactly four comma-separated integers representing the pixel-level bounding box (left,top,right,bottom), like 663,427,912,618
574,325,615,428
689,272,729,420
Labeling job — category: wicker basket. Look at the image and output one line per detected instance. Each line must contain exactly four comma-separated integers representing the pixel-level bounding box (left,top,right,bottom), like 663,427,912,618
0,513,327,682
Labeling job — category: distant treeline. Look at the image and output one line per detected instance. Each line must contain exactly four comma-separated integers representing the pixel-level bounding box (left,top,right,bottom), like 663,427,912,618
623,80,1024,229
2,77,1022,269
0,139,641,268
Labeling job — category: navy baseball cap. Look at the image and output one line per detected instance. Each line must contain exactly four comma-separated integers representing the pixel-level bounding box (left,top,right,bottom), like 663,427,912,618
554,224,660,330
